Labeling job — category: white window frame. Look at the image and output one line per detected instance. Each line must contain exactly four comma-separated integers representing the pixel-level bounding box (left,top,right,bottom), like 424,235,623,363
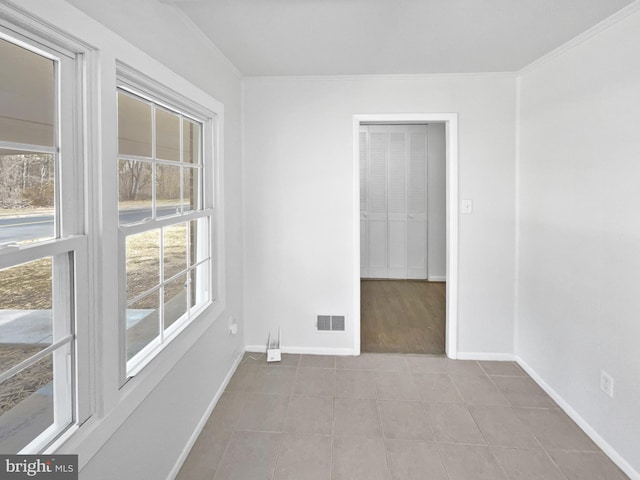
116,64,217,383
0,18,91,453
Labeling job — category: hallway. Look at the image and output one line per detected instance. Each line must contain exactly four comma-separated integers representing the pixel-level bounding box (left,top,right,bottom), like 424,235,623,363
361,280,445,354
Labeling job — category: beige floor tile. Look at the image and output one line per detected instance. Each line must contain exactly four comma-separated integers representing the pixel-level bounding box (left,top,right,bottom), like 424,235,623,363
334,397,382,437
225,363,260,393
294,367,335,396
242,352,268,364
299,355,335,369
451,374,510,405
251,366,297,395
334,370,377,399
413,373,464,404
332,436,391,480
446,360,486,377
479,361,526,376
273,433,332,480
469,405,540,449
373,371,421,401
514,408,599,452
491,376,556,408
385,439,447,480
437,444,508,480
184,354,625,480
284,395,333,435
177,428,232,480
214,431,282,480
549,450,629,479
378,400,434,441
426,403,486,445
206,391,247,431
406,356,485,376
336,353,408,372
492,447,565,480
406,355,450,374
236,393,290,432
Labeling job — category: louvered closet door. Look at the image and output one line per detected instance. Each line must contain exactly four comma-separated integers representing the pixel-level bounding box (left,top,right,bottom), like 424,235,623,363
365,126,389,278
407,126,428,279
360,124,428,280
387,126,408,278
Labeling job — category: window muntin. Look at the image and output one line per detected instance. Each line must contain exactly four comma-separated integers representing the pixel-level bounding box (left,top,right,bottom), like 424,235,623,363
117,87,212,377
0,32,79,453
117,91,204,223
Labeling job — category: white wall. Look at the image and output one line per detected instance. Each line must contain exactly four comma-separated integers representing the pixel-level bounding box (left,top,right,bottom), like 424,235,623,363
9,1,244,478
517,5,640,477
243,74,517,356
427,123,446,280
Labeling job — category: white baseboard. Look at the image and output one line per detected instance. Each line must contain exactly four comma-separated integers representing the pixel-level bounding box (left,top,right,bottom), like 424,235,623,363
244,345,356,356
427,275,446,282
455,352,517,361
167,349,245,480
515,356,640,480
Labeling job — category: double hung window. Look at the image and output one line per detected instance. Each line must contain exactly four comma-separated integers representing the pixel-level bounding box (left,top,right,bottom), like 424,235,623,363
117,81,214,378
0,31,85,452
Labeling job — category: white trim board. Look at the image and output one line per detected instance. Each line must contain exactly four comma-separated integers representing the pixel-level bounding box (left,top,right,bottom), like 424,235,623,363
427,276,446,282
167,349,244,480
353,113,459,359
456,352,516,362
244,345,356,356
243,72,516,83
515,356,640,480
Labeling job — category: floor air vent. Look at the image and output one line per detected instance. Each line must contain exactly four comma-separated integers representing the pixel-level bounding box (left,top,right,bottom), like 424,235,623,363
317,315,345,331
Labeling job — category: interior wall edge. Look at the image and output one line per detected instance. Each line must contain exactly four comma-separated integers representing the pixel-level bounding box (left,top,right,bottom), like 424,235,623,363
166,349,245,480
515,356,640,480
517,0,640,76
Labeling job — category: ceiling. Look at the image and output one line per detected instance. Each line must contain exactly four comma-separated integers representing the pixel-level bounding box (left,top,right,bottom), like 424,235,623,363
163,0,635,76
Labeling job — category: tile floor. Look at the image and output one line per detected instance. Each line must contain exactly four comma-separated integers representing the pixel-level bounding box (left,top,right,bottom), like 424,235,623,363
176,353,628,480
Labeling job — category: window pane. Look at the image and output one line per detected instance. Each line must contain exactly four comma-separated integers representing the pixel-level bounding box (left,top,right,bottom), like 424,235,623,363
0,39,55,147
182,119,200,164
0,258,52,372
0,150,55,245
164,223,187,280
0,353,53,453
126,230,160,301
156,164,181,217
118,159,152,224
156,108,180,161
191,260,210,308
183,166,200,212
189,218,209,267
118,92,152,157
126,291,159,361
164,274,187,330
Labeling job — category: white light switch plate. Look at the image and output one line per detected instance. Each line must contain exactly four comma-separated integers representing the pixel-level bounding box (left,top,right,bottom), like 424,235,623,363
461,199,473,214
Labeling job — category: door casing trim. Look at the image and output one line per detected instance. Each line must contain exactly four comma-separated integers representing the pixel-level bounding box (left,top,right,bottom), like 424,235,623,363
353,113,459,358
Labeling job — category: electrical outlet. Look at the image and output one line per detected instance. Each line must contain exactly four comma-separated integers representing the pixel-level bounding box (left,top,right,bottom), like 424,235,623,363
600,370,614,398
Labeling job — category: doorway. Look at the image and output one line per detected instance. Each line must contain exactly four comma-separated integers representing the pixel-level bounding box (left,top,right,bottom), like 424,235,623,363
352,114,459,358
